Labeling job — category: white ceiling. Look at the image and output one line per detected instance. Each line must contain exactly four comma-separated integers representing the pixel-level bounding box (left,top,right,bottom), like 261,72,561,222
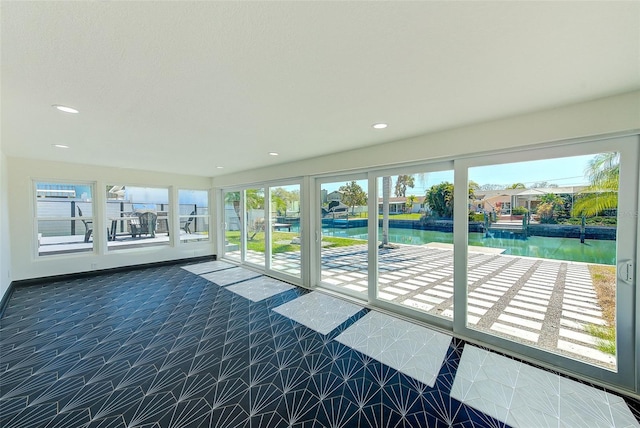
2,1,639,177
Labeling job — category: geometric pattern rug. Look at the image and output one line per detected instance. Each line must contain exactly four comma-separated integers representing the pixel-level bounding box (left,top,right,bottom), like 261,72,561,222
1,262,639,428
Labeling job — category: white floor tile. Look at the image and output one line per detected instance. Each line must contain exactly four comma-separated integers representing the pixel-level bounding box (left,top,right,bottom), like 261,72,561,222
452,345,639,428
181,260,236,274
335,311,451,387
225,276,295,302
272,292,363,335
200,267,262,286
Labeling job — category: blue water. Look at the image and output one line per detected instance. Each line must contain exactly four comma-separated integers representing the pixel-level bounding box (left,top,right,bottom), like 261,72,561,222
321,226,616,265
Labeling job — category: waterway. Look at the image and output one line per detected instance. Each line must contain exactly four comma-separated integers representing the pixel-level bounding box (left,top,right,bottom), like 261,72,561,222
321,226,616,265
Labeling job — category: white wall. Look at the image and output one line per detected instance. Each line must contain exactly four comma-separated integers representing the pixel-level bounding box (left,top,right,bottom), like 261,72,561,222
7,158,214,282
214,91,640,186
0,152,11,302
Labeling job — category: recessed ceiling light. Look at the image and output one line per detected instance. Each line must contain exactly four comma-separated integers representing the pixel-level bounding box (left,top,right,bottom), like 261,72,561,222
268,152,279,156
372,123,388,129
52,104,79,114
216,166,224,169
52,144,70,149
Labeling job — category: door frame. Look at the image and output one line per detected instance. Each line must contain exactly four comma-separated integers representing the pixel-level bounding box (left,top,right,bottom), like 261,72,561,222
453,136,638,389
314,173,369,300
367,161,456,331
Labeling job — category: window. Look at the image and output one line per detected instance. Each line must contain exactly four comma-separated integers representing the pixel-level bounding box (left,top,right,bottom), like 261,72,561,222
35,181,94,256
106,185,170,251
178,189,209,243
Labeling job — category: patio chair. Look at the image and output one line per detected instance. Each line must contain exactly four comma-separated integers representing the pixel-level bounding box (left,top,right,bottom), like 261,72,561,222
130,211,157,238
77,206,93,243
182,210,196,233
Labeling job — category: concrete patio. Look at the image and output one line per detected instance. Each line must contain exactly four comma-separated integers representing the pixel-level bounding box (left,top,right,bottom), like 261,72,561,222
239,243,615,369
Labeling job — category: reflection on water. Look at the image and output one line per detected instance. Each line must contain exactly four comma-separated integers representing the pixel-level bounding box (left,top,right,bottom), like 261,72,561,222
321,226,616,265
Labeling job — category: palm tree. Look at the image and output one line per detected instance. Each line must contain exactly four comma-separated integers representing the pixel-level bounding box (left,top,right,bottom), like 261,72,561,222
406,195,417,213
381,176,391,247
394,175,415,197
225,189,265,240
507,183,526,189
572,152,619,217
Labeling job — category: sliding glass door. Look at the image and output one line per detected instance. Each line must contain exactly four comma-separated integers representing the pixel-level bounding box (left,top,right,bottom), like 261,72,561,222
223,190,242,261
221,182,303,282
455,137,638,388
221,136,638,392
316,175,369,299
372,163,455,324
269,184,302,278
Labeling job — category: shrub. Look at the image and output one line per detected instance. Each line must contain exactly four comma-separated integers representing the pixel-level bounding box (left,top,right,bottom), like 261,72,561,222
468,212,485,222
425,182,454,218
537,202,556,224
563,216,617,226
511,206,528,215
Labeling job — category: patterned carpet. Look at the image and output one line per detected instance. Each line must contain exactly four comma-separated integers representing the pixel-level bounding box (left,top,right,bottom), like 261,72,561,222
1,262,638,427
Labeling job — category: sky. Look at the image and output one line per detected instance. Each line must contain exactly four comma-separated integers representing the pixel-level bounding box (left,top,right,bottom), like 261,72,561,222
321,153,600,196
468,154,594,189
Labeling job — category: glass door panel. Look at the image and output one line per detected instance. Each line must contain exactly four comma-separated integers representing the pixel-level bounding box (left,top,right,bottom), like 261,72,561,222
465,149,632,373
244,188,266,267
319,178,369,298
223,190,242,261
376,170,455,320
269,184,301,278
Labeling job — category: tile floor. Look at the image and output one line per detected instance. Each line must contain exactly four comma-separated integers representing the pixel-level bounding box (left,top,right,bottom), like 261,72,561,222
1,262,638,427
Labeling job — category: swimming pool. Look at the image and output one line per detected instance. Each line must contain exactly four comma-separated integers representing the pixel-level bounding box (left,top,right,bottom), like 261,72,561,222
322,226,616,265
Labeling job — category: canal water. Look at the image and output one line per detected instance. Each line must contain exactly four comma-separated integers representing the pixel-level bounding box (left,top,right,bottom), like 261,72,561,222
321,226,616,265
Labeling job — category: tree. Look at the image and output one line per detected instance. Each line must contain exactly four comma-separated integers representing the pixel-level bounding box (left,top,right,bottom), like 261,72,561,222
532,181,559,188
507,183,526,189
271,193,287,216
540,193,562,204
537,202,556,223
537,193,566,223
425,182,454,218
225,191,241,218
572,152,619,217
479,183,504,190
244,189,265,239
406,195,417,213
394,175,415,197
339,181,367,215
245,188,264,210
271,187,299,216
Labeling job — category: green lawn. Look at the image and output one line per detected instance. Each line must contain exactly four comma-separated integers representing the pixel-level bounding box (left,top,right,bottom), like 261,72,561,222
225,230,365,253
346,213,422,220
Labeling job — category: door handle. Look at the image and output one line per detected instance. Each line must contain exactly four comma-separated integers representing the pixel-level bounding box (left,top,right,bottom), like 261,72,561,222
617,260,633,284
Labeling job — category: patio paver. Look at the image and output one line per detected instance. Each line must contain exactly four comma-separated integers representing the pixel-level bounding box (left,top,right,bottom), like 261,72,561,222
233,243,616,368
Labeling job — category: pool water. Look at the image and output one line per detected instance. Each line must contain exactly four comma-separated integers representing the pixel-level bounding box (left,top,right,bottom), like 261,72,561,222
322,226,616,265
